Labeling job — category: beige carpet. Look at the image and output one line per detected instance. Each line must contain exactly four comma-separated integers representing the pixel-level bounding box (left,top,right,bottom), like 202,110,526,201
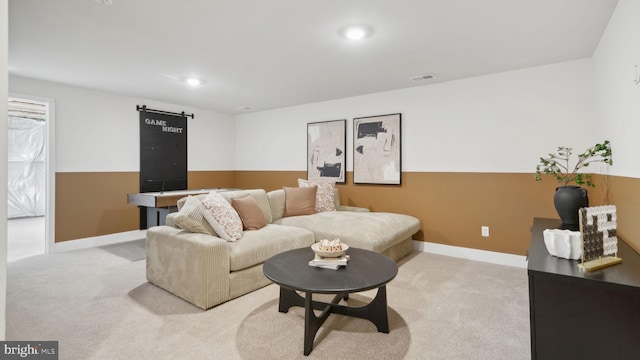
6,240,530,359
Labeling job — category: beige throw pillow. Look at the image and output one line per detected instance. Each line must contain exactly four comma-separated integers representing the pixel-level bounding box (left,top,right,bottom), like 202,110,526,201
283,186,317,217
173,196,216,236
201,191,243,241
298,178,337,212
232,195,267,230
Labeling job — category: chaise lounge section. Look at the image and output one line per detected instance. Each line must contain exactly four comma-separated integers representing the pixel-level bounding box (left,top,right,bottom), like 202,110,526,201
267,189,419,260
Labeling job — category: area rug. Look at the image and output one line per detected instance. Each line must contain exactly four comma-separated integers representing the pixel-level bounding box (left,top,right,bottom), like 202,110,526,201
6,243,530,359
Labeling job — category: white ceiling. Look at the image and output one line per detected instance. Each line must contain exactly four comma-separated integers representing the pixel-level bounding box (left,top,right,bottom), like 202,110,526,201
8,0,618,115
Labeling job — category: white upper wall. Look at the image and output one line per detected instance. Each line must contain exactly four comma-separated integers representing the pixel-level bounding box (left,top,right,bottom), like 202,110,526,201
593,0,640,178
235,59,597,173
9,75,235,172
8,38,616,177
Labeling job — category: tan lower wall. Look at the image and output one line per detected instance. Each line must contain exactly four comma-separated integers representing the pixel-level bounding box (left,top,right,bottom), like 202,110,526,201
249,171,562,254
606,175,640,253
188,171,236,190
235,170,306,191
236,171,617,256
55,171,235,242
55,170,640,255
56,172,139,242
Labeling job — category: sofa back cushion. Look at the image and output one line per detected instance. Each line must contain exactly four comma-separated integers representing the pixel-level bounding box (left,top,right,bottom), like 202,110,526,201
220,189,273,224
177,189,273,224
268,188,341,222
267,189,286,222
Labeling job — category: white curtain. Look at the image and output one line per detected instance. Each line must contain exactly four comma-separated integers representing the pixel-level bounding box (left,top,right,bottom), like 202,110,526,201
7,115,46,218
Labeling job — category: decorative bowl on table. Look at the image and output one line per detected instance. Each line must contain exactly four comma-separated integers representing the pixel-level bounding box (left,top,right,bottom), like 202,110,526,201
311,241,349,258
542,228,582,260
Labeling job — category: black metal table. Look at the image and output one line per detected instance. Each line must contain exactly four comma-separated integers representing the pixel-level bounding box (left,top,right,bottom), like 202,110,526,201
263,247,398,356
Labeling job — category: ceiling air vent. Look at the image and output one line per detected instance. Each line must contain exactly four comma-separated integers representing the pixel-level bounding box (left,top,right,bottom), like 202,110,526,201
410,74,436,82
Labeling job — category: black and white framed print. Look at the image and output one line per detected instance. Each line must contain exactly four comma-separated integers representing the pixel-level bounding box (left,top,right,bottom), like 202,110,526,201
353,113,401,185
307,119,346,183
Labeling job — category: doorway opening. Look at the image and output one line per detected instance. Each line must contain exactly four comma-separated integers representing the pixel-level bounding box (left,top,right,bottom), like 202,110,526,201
7,96,54,262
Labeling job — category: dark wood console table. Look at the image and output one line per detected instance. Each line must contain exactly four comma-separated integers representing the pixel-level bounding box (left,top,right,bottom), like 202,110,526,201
527,218,640,360
127,188,235,229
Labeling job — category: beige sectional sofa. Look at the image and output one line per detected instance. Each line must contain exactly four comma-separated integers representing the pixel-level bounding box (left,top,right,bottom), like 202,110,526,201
146,188,420,310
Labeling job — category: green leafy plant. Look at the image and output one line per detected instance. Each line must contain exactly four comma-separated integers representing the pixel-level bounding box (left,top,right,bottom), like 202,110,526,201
535,140,613,187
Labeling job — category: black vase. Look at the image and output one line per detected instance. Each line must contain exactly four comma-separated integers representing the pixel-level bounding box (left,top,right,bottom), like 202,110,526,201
554,186,589,225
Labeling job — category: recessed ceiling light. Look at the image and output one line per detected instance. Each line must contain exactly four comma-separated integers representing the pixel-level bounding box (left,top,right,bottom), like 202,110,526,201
340,25,372,40
94,0,114,5
180,77,207,87
346,27,365,40
185,78,201,86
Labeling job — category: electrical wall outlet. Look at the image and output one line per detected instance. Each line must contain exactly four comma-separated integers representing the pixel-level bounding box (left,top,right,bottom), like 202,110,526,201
481,226,490,237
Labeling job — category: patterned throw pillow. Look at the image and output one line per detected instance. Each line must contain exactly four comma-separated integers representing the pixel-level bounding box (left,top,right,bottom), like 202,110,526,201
298,179,337,212
201,191,243,242
173,196,216,236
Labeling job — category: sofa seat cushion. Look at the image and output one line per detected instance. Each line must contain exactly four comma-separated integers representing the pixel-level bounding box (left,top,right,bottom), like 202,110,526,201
227,224,315,272
274,212,420,253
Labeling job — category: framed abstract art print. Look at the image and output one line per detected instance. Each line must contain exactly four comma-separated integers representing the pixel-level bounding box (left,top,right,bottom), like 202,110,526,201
353,113,401,185
307,119,346,183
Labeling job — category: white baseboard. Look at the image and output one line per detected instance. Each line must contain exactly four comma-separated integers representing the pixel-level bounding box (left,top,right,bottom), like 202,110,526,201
52,230,147,253
412,240,527,268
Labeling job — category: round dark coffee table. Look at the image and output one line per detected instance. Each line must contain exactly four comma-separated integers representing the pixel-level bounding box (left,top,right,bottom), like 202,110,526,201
263,247,398,356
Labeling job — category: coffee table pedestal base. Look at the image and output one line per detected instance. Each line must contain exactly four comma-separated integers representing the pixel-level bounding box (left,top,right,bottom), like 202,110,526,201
278,286,389,356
